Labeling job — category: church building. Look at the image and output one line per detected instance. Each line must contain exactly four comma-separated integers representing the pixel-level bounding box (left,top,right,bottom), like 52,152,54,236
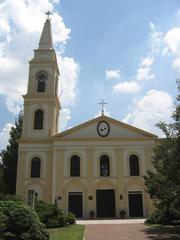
16,16,157,219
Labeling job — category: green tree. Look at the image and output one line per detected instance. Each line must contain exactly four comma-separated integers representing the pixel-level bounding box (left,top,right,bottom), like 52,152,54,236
0,166,5,192
35,200,65,228
0,200,49,240
144,80,180,224
0,111,23,194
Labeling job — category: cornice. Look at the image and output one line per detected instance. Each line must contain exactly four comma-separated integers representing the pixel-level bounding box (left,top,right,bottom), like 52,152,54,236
18,138,53,144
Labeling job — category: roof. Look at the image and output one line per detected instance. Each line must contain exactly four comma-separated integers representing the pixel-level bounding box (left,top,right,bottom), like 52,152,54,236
53,115,157,141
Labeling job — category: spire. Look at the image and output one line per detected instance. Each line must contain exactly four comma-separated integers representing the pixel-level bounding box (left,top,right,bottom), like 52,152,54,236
39,14,53,50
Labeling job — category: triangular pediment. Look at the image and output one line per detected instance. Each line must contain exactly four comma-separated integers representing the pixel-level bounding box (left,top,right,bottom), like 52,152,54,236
53,115,157,141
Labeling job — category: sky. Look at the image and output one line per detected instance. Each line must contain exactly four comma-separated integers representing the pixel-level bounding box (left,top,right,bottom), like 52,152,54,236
0,0,180,150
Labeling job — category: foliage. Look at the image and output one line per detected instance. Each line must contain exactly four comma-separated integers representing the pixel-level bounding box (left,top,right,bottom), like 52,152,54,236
119,209,126,218
0,211,7,235
35,200,66,228
0,193,22,201
0,200,49,240
49,225,85,240
65,212,76,224
146,209,171,225
35,201,76,228
89,210,95,219
0,111,23,194
0,166,5,193
144,80,180,224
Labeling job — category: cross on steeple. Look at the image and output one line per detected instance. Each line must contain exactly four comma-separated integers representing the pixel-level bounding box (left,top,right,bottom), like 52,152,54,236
45,10,52,20
98,99,108,115
39,11,53,49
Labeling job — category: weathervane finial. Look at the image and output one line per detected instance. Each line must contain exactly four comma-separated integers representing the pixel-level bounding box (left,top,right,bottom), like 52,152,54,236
45,10,52,20
98,99,108,116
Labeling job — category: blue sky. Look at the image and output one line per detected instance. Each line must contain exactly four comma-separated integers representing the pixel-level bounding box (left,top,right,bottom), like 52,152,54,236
0,0,180,150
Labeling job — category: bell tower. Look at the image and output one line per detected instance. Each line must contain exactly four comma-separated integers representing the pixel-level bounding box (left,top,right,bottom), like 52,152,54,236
22,15,61,139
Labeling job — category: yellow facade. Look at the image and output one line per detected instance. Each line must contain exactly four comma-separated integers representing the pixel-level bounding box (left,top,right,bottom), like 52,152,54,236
16,17,156,219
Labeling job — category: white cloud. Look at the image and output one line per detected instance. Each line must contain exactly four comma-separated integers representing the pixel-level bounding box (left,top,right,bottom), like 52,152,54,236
111,23,161,90
0,57,21,71
172,57,180,70
149,22,163,55
0,0,73,115
0,123,14,151
164,27,180,55
113,81,141,93
6,98,22,115
163,27,180,71
58,56,80,107
105,70,120,80
136,67,154,81
0,17,11,34
136,53,154,83
140,56,154,67
135,23,163,82
107,22,165,95
151,20,180,73
52,13,71,45
0,55,25,114
123,89,173,136
59,108,71,131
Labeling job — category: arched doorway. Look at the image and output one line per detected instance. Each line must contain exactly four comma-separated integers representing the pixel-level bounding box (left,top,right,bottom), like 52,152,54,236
64,180,86,219
128,191,143,217
95,180,116,218
96,189,115,217
124,179,145,218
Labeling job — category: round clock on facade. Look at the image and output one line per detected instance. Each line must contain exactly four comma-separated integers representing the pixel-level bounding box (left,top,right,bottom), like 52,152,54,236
97,121,110,137
36,71,48,81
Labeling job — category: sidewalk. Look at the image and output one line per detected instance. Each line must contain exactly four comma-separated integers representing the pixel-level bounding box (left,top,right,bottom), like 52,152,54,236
77,219,146,225
84,224,149,240
77,220,180,240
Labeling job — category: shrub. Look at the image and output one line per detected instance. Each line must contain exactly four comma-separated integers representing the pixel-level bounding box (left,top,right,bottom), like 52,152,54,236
0,193,22,201
89,210,95,219
146,210,162,224
35,200,65,228
58,213,65,227
65,212,76,225
0,211,7,235
0,200,49,240
146,206,180,225
119,210,126,219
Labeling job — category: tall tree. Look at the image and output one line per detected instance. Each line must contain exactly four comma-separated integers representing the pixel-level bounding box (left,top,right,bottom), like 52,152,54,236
0,111,23,194
144,80,180,224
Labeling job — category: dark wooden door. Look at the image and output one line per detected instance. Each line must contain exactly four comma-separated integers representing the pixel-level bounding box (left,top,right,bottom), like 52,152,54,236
96,189,115,218
128,192,143,217
68,192,83,218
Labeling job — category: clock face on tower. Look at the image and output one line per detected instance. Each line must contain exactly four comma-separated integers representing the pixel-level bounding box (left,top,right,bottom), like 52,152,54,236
97,121,110,137
36,71,48,81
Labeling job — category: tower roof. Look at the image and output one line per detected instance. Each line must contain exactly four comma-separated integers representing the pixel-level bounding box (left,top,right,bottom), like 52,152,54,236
39,18,53,49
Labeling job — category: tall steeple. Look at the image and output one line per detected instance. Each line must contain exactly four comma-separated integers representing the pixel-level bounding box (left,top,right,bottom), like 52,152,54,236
39,18,53,49
22,13,61,139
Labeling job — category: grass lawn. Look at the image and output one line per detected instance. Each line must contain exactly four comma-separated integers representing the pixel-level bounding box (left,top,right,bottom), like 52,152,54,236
49,224,85,240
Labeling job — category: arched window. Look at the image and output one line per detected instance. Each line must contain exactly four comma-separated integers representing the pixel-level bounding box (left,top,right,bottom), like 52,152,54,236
100,155,110,176
31,157,41,178
129,154,140,176
34,109,43,130
37,80,46,92
70,155,80,177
